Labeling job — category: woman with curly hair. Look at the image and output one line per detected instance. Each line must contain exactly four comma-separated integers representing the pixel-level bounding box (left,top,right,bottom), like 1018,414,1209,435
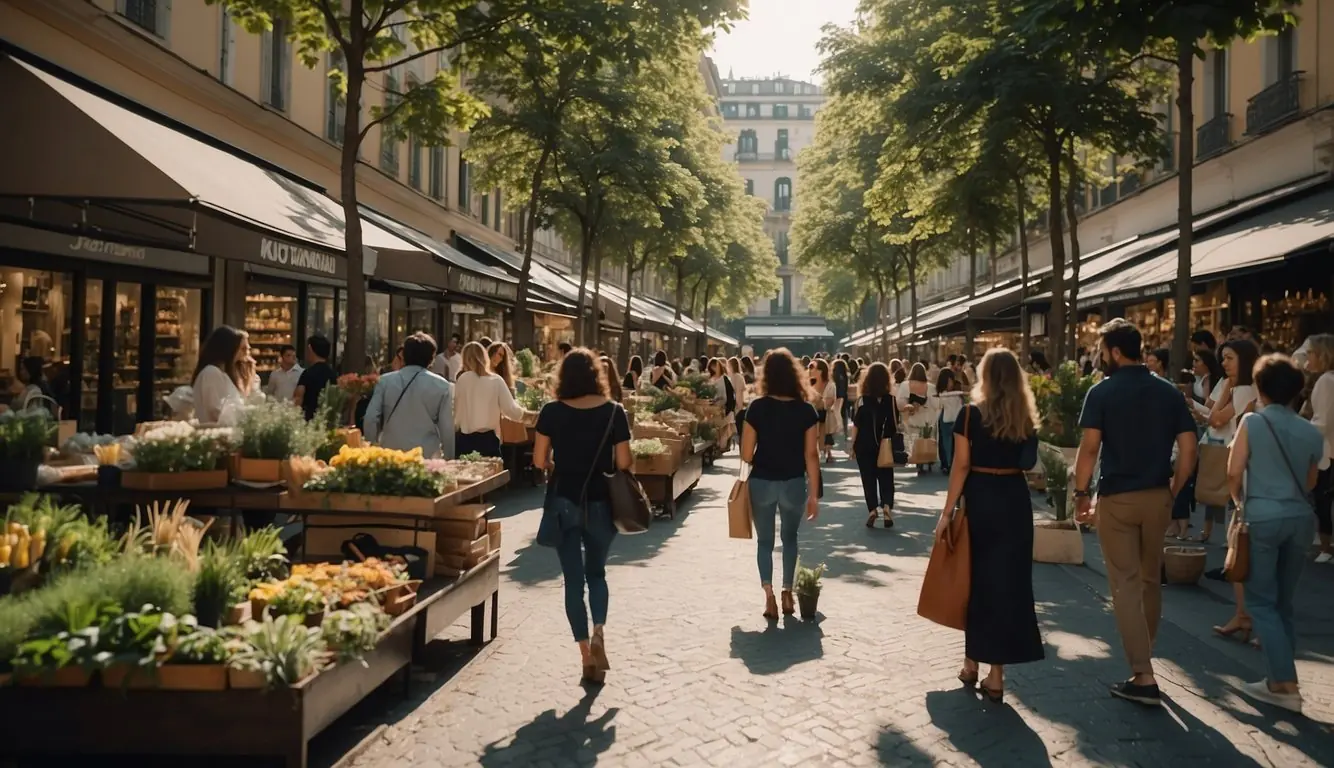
741,348,821,620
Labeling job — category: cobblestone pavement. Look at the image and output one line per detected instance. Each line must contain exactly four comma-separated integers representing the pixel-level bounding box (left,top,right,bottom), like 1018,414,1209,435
343,451,1334,768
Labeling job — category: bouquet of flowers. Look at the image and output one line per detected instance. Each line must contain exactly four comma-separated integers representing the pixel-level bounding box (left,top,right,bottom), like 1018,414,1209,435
337,373,379,399
131,422,236,473
303,445,449,498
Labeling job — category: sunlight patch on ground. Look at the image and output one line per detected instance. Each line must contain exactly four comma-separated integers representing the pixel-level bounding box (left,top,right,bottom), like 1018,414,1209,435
1041,630,1113,661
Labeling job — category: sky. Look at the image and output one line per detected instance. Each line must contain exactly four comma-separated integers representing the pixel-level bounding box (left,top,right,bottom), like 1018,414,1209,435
708,0,861,84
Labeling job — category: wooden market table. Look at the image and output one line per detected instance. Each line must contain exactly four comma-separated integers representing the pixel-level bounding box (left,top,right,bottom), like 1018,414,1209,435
635,442,705,519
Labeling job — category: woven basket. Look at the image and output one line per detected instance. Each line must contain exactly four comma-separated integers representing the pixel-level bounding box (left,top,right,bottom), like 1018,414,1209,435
1163,546,1207,584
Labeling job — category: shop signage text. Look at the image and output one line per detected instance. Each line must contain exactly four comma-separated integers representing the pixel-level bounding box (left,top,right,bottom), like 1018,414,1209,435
1086,282,1172,309
260,238,338,276
69,236,147,262
451,269,518,301
0,223,211,275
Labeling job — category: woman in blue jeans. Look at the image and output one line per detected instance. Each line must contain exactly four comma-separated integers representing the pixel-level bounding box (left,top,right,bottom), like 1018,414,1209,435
1226,354,1327,713
534,348,633,684
741,348,821,619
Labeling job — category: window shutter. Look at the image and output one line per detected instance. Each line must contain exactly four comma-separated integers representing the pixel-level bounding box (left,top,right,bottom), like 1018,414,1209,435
261,30,273,106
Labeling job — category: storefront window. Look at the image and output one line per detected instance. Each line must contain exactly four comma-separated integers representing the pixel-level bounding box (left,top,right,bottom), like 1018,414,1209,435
306,286,336,349
0,268,72,415
246,284,297,382
366,291,391,372
111,283,142,435
80,280,103,433
533,312,574,364
153,287,202,419
391,295,438,350
1261,288,1328,352
472,306,503,345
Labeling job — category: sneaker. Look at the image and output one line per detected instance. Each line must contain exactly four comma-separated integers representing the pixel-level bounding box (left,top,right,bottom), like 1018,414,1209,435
1110,679,1161,706
1235,679,1302,714
1315,552,1333,564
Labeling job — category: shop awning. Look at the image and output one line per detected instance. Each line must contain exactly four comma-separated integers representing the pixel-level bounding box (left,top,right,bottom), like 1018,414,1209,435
360,208,517,301
1076,183,1334,307
594,282,678,332
454,234,582,310
744,323,835,340
707,328,740,347
0,54,424,281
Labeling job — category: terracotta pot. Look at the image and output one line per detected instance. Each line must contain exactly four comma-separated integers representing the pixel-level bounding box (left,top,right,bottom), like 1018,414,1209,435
101,664,157,689
227,667,267,689
158,664,228,691
1033,521,1084,565
17,666,92,687
250,597,269,619
230,456,284,484
225,601,252,626
796,592,819,621
1163,546,1207,584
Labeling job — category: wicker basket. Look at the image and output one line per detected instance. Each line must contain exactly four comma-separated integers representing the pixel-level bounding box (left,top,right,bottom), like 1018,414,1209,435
1163,546,1207,584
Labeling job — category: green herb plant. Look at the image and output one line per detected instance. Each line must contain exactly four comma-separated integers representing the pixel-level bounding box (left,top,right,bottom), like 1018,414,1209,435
237,400,322,459
172,626,231,665
230,614,327,688
315,385,352,432
793,560,827,597
1040,447,1072,521
630,439,667,458
267,582,326,618
515,348,538,378
194,540,248,628
0,409,56,461
236,526,290,583
321,602,389,665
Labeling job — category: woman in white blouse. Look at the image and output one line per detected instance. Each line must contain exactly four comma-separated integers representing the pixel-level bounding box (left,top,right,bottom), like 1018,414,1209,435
1304,334,1334,563
190,326,262,425
810,359,837,463
897,362,939,474
454,342,528,458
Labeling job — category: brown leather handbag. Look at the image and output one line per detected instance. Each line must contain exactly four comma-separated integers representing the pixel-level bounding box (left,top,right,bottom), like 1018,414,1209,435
917,407,971,630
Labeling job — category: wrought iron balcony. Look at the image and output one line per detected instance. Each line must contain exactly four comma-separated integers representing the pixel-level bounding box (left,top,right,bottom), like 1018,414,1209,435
1246,71,1303,136
734,150,758,162
1196,113,1232,160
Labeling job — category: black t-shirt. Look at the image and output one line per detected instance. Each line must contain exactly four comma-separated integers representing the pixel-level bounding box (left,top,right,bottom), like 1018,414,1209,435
853,395,897,457
623,372,636,392
1079,365,1196,496
536,401,632,503
745,396,819,481
298,362,338,420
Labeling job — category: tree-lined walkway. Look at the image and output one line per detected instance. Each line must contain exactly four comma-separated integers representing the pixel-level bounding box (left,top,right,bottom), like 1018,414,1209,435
344,457,1334,767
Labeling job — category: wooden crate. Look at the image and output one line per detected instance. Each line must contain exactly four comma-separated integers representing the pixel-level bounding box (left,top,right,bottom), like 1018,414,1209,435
487,520,502,553
303,514,437,579
121,470,229,492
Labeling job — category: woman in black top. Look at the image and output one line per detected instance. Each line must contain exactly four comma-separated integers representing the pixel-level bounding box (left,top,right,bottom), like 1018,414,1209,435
623,355,643,393
833,358,851,440
851,363,898,529
936,348,1043,702
649,351,675,391
742,348,821,620
533,348,633,685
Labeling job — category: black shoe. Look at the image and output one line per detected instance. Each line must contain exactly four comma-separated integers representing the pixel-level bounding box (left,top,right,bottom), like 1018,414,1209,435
1110,680,1161,706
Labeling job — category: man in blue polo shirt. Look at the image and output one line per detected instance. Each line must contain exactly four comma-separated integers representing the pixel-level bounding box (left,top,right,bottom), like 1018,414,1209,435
1074,319,1198,707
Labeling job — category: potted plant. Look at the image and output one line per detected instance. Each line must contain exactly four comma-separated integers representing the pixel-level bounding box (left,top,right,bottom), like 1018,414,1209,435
0,409,56,492
12,628,99,687
123,423,234,491
160,626,231,690
266,582,327,628
321,602,390,665
193,540,247,628
232,401,321,483
1036,362,1096,464
515,348,539,379
296,445,454,516
793,561,826,621
1033,448,1084,565
630,438,673,476
228,614,327,689
97,607,188,689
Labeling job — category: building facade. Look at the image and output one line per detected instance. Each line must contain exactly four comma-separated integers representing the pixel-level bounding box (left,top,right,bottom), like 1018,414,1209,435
718,74,833,349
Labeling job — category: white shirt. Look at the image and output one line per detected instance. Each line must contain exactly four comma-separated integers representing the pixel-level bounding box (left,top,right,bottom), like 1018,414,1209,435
192,365,245,425
264,364,303,403
939,391,965,423
1309,371,1334,460
1204,378,1256,444
429,352,463,382
709,376,728,405
728,373,747,408
454,371,525,436
896,380,939,430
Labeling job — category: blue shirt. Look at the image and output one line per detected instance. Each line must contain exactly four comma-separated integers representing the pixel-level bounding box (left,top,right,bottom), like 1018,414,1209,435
363,366,456,458
1240,405,1325,523
1079,365,1196,496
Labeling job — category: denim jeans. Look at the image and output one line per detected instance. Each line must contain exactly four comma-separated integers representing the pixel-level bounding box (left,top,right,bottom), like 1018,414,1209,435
552,497,617,642
938,414,955,469
748,476,807,588
1244,515,1316,684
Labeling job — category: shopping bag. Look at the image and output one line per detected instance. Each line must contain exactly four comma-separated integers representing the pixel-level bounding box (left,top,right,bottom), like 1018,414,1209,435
877,438,896,468
909,437,939,465
1223,507,1250,583
728,463,752,539
917,503,970,630
1195,443,1231,506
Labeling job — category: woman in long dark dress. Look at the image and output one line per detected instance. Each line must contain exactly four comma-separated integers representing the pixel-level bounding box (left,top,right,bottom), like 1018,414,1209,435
935,348,1043,702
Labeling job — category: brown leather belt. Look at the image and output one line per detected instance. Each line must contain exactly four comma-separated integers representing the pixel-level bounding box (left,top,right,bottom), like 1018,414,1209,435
972,467,1023,476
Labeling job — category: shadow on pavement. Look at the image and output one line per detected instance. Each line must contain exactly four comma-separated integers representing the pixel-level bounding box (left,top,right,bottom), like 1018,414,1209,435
874,721,944,766
728,617,824,675
924,689,1053,767
479,685,618,767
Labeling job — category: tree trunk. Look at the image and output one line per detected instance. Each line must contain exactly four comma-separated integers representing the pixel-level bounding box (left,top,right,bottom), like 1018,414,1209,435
1065,154,1083,360
617,250,639,370
1045,132,1067,363
906,245,919,339
988,231,998,288
574,228,594,347
514,144,554,351
701,282,714,358
590,244,604,350
1173,39,1195,372
339,54,366,373
967,227,978,299
1015,175,1032,366
673,262,686,358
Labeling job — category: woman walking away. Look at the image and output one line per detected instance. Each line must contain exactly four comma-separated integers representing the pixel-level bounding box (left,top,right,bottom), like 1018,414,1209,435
742,348,821,620
650,351,676,391
1304,334,1334,563
624,355,644,394
602,356,624,403
936,369,966,473
898,362,940,474
936,348,1043,702
833,358,851,441
533,348,633,685
1227,354,1327,713
810,359,837,463
454,342,529,458
851,362,898,529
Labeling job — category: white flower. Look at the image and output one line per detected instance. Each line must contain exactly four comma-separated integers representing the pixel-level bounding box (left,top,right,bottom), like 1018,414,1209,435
139,421,196,442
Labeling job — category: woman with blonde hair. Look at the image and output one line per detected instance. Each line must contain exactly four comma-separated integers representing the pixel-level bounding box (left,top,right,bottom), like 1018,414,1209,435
935,348,1043,702
742,348,821,620
898,361,940,474
455,341,528,458
809,358,837,463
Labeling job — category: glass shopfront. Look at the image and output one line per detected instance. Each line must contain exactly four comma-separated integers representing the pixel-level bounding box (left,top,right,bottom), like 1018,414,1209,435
0,267,72,415
305,285,336,353
245,282,298,383
391,295,438,349
533,312,575,363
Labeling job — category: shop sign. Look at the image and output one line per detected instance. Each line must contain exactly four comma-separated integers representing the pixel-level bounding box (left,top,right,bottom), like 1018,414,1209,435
259,237,339,276
450,269,518,302
1100,282,1172,307
0,223,210,275
451,303,486,315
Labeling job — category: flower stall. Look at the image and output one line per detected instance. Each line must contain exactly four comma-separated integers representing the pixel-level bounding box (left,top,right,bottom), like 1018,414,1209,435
624,387,705,519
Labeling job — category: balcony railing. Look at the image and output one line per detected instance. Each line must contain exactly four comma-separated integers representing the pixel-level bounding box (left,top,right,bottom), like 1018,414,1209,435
1196,113,1232,160
1246,72,1303,136
734,150,758,161
736,151,793,163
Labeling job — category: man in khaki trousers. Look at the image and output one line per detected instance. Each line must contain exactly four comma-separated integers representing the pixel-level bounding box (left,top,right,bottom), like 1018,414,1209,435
1073,319,1198,707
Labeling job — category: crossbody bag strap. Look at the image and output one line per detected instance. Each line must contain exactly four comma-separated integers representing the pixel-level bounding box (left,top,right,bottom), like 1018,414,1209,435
1258,412,1313,508
580,404,619,513
382,368,425,432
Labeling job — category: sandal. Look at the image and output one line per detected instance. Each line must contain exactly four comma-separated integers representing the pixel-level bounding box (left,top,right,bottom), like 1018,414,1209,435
980,683,1004,703
763,594,779,620
866,510,879,528
781,590,795,616
958,666,979,687
1213,619,1253,643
